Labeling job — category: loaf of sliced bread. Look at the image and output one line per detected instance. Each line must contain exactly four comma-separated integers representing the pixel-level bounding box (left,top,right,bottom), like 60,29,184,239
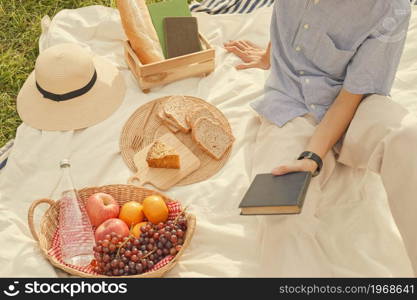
191,117,234,160
163,96,194,133
157,107,180,133
146,141,180,169
186,106,218,128
164,122,180,133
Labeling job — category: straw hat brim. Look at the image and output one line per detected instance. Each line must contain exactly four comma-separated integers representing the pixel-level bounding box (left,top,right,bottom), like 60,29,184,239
17,56,125,131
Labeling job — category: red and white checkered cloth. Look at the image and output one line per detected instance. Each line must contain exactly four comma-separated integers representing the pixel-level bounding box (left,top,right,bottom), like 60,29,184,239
48,229,97,274
48,201,182,276
167,201,182,220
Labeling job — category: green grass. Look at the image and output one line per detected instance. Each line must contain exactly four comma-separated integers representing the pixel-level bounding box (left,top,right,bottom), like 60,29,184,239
0,0,119,147
0,0,175,147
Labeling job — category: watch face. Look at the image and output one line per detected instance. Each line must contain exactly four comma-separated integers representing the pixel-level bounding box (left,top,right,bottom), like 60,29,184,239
306,152,313,159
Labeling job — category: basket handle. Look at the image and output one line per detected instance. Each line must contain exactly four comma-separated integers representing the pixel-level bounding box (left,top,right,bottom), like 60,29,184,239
28,198,56,242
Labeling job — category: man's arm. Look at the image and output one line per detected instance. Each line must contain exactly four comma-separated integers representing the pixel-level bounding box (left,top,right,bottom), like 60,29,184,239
272,88,364,175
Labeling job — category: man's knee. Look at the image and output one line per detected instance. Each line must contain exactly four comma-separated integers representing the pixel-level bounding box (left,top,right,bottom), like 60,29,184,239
356,94,389,114
355,94,408,125
340,97,410,169
390,122,417,150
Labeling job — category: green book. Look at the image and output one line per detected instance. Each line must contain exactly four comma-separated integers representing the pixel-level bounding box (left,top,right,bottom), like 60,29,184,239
147,0,192,58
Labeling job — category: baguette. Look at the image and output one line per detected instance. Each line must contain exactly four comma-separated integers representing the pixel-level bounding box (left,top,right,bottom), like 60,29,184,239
191,117,234,160
117,0,164,64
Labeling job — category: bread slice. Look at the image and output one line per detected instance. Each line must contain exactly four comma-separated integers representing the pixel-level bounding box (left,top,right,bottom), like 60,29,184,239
146,141,180,169
164,122,180,133
186,106,218,128
163,96,193,133
157,107,180,133
191,117,234,160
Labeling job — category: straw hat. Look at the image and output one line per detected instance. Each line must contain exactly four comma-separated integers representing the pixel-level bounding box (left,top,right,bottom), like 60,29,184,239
17,43,125,131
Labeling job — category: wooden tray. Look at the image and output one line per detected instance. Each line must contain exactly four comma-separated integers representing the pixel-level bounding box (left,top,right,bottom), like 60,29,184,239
128,132,201,190
120,96,233,187
124,34,215,93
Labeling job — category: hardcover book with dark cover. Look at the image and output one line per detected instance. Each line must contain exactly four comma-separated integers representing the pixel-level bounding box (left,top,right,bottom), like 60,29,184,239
239,172,312,215
163,17,202,58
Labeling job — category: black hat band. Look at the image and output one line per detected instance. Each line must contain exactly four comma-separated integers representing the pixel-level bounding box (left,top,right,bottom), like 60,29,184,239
36,70,97,102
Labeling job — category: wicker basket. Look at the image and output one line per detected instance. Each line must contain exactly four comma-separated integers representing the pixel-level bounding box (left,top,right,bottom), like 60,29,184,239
27,184,196,278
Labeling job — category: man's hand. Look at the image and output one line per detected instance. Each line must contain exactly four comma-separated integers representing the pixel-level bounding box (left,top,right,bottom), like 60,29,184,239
271,159,318,176
224,40,271,70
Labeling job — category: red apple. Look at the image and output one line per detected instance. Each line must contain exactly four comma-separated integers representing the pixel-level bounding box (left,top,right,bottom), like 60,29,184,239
94,218,129,242
86,193,120,227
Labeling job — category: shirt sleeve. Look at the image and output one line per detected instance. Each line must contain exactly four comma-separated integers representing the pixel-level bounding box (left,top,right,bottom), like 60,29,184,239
343,4,411,96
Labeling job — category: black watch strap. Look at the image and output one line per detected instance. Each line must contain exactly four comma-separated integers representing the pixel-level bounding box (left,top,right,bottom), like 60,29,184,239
297,151,323,177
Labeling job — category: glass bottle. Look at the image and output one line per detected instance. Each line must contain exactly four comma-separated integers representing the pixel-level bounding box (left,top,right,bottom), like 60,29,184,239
57,159,95,266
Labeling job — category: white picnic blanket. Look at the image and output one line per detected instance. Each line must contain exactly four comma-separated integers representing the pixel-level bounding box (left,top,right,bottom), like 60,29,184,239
1,5,417,277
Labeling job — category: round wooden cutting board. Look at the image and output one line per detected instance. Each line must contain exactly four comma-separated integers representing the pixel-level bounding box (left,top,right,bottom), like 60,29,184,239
120,96,233,187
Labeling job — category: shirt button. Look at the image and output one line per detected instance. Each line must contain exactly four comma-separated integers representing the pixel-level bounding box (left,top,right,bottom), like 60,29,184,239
305,79,310,83
310,104,316,109
314,0,320,4
295,46,301,52
299,71,305,75
303,24,309,29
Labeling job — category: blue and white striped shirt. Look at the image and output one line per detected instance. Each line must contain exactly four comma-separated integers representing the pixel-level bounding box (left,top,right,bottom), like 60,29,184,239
251,0,411,127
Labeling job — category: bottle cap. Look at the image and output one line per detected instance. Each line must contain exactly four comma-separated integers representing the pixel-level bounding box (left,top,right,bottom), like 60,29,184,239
59,159,71,168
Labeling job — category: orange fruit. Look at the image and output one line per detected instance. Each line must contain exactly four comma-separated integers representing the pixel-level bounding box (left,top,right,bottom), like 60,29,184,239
142,195,169,224
131,221,148,238
119,201,144,227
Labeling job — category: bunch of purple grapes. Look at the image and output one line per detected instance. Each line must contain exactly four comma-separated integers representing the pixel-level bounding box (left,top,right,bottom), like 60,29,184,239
93,216,187,276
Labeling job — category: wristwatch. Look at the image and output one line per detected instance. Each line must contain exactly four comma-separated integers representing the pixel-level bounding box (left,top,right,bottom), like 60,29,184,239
297,151,323,177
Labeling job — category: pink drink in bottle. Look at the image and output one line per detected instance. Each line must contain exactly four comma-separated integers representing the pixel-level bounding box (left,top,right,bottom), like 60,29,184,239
58,159,95,266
